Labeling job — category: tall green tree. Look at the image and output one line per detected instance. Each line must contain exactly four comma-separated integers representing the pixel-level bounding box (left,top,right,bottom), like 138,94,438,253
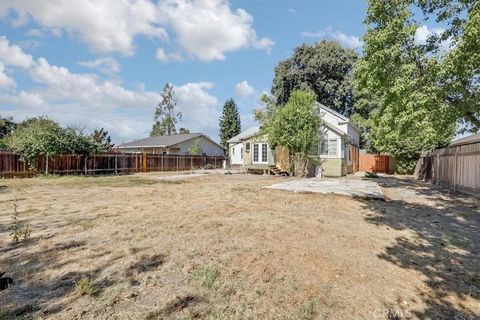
353,0,470,173
272,40,358,116
0,116,16,148
257,90,322,177
91,128,114,150
219,98,241,147
151,83,182,136
178,127,190,134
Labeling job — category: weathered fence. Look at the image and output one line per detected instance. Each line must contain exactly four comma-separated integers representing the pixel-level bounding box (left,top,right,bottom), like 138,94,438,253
359,154,391,173
0,152,226,178
415,144,480,195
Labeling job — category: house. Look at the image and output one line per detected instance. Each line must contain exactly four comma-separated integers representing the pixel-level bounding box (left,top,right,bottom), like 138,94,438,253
116,133,225,156
228,104,360,177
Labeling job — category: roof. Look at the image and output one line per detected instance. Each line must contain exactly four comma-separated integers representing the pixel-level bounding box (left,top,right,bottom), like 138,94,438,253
449,133,480,147
227,127,260,143
116,133,224,149
323,122,348,137
318,103,361,133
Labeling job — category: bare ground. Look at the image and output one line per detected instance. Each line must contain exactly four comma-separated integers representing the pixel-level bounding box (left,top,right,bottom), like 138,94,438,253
0,173,479,319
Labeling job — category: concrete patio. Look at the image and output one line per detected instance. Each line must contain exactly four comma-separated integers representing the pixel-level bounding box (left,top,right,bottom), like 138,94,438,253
265,177,385,200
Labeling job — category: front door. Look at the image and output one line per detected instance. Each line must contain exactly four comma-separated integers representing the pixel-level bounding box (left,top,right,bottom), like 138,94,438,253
252,143,268,164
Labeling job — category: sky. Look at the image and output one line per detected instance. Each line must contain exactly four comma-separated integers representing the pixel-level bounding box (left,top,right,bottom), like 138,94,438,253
0,0,443,144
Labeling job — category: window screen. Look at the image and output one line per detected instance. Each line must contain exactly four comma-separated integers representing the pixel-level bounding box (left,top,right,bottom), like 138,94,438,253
261,143,267,162
253,143,259,162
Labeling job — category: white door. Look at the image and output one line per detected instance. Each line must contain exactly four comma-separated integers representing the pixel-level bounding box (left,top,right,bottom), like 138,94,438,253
230,143,243,165
252,143,268,164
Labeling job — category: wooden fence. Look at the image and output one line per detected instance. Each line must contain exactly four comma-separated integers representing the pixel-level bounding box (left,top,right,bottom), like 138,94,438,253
415,143,480,195
359,154,391,173
0,152,226,178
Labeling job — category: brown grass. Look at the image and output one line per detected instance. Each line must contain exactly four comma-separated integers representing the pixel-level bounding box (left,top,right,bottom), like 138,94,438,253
0,173,479,319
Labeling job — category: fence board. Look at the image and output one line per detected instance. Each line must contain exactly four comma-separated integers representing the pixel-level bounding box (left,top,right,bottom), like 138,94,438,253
0,152,225,178
359,154,390,173
415,144,480,195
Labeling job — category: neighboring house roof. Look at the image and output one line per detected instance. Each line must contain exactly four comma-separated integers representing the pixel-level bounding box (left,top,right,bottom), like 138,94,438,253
227,127,260,143
116,133,224,150
449,133,480,147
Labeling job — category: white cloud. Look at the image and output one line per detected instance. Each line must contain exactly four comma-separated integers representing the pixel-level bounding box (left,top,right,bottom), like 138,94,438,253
302,28,363,49
235,80,255,99
155,48,183,62
79,57,121,75
157,0,275,61
0,0,274,61
414,25,452,53
174,82,220,131
0,35,221,141
0,0,167,56
0,36,34,68
0,61,16,91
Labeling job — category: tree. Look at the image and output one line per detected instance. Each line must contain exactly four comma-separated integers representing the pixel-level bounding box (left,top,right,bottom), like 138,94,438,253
353,0,463,173
219,98,241,147
0,116,16,139
5,117,104,165
272,40,358,116
178,127,190,134
91,128,114,151
257,90,322,177
151,83,182,136
187,138,203,155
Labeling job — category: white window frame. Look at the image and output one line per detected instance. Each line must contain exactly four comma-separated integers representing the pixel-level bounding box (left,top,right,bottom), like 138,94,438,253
252,142,268,164
319,138,338,158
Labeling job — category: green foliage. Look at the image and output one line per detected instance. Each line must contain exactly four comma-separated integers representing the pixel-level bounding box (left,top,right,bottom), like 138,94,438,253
219,98,241,147
178,127,190,134
353,0,467,173
151,83,182,136
257,90,322,176
272,40,358,116
5,117,105,164
0,116,16,139
74,277,97,296
187,138,203,155
91,128,114,150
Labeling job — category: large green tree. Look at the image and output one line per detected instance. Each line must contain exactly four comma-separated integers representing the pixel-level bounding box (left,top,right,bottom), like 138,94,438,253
219,98,241,147
151,83,182,136
91,128,114,151
257,90,322,177
0,116,16,148
353,0,479,173
272,40,358,116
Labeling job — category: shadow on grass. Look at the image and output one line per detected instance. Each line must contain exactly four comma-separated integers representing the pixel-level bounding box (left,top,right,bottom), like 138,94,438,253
359,176,480,319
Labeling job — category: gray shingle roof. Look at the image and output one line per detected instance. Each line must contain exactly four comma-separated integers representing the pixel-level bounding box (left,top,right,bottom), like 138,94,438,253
117,133,206,148
227,127,260,143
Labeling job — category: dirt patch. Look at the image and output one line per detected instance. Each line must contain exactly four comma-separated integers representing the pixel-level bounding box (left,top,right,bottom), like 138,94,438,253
0,174,478,319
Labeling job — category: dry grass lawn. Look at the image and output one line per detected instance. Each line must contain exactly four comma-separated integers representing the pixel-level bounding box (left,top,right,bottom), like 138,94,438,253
0,173,479,319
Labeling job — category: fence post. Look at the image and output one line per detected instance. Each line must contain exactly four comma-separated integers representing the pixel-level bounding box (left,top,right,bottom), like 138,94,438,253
436,153,440,186
453,152,457,192
45,155,49,176
115,155,118,174
214,157,217,168
84,156,87,175
176,155,179,171
161,154,164,171
191,156,193,171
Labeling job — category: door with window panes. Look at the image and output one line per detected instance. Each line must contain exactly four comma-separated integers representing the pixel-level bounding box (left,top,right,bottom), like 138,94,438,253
252,143,268,164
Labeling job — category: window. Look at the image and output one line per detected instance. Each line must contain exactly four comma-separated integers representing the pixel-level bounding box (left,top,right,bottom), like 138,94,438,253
241,147,243,160
245,142,250,151
232,147,235,155
253,143,259,162
320,139,337,157
261,143,267,162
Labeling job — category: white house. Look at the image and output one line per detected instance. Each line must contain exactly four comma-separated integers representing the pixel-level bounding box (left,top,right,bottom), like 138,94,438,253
228,104,360,176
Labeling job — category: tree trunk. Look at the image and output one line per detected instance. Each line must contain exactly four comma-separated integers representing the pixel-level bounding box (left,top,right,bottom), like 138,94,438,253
292,153,308,177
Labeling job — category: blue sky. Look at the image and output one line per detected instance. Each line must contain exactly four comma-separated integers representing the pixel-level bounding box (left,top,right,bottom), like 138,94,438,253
0,1,402,143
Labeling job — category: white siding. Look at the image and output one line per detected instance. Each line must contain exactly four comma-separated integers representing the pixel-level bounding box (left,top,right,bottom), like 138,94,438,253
229,142,243,165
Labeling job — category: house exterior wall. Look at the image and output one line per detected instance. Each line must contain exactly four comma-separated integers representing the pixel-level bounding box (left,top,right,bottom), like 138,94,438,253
229,142,243,165
169,136,224,156
320,158,346,177
243,134,274,168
